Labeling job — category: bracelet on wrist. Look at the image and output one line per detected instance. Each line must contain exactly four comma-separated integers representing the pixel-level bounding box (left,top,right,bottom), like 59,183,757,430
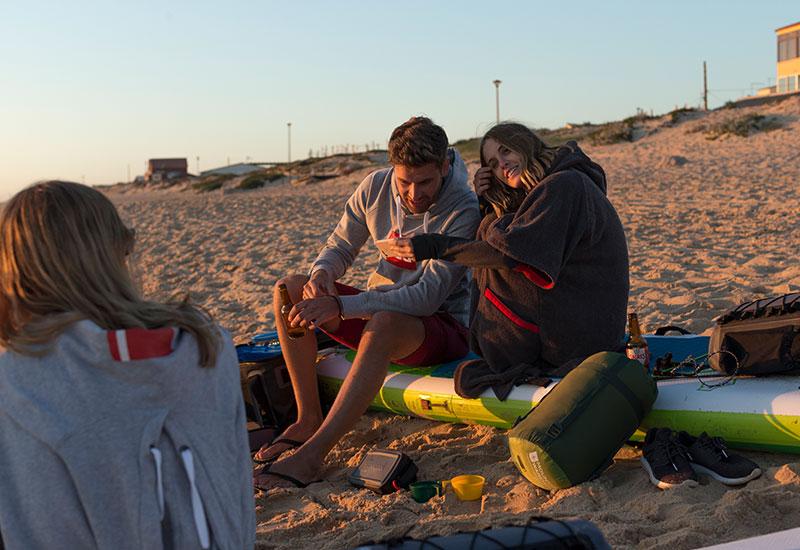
331,295,345,320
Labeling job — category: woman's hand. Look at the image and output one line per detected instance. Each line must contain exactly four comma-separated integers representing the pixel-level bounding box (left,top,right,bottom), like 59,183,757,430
473,166,493,196
375,238,415,259
289,295,340,330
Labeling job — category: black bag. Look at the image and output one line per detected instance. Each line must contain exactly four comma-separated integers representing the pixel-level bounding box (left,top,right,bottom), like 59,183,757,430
348,449,418,494
237,330,338,452
239,354,297,429
709,293,800,375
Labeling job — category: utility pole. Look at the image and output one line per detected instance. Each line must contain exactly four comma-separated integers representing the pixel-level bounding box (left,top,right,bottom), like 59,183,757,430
703,61,708,111
287,122,292,163
493,79,502,124
196,155,200,174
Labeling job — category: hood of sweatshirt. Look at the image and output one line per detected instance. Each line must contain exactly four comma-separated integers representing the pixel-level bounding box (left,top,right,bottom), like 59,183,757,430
0,320,255,549
544,141,607,195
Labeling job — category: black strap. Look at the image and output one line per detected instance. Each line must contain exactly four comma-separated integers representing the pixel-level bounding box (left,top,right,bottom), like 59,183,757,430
604,357,646,422
654,325,691,336
781,328,800,369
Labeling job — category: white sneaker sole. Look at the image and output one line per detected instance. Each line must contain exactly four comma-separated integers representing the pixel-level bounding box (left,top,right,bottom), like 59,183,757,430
691,463,762,486
641,457,699,490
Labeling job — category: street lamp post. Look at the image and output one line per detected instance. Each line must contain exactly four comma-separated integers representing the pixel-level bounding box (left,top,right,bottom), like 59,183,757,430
287,122,292,163
493,79,502,124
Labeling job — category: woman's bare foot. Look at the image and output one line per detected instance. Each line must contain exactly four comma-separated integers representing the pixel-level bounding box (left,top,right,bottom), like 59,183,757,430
253,418,321,463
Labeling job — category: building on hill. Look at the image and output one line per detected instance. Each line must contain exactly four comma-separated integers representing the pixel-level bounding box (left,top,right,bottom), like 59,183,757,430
777,21,800,94
145,158,188,182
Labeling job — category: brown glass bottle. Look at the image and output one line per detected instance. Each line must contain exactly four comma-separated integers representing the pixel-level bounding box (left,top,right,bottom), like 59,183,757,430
278,283,307,339
625,312,650,370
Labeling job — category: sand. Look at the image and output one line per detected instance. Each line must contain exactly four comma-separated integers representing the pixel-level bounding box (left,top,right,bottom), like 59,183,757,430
110,95,800,549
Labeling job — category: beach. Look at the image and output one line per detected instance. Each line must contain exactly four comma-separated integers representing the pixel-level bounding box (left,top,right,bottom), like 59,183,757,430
109,95,800,549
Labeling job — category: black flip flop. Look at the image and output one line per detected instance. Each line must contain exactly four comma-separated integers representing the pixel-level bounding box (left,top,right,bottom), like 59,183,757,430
252,438,306,465
254,465,318,493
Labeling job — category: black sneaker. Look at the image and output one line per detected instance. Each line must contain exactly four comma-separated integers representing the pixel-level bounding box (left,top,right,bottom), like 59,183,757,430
676,431,762,486
640,428,699,489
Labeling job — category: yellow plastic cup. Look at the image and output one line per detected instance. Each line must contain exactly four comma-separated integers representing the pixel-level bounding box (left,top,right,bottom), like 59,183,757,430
447,475,485,501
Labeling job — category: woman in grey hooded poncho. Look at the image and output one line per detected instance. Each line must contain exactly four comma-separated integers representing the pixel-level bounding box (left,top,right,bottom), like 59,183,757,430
378,123,630,400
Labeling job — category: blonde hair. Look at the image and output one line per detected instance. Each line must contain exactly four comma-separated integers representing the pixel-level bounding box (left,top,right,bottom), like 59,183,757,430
0,181,220,366
479,123,559,216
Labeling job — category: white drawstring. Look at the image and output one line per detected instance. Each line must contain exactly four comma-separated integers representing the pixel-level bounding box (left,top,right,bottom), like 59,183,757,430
394,194,404,237
394,194,431,237
149,447,164,521
180,448,211,549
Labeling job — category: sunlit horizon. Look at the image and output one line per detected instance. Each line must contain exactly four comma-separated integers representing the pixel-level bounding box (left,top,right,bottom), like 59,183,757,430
1,0,796,198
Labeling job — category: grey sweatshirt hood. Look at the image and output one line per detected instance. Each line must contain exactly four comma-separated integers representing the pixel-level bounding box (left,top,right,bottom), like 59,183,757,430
311,148,480,325
0,320,255,550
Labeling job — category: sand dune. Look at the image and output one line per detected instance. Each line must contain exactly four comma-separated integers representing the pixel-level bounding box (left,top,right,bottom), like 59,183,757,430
110,95,800,549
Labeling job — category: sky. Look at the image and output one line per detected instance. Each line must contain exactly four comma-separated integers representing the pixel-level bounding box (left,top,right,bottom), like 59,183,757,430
0,0,796,197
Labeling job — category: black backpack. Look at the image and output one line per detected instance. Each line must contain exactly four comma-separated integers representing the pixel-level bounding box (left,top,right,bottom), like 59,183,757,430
236,330,338,452
709,293,800,375
236,333,298,453
239,355,297,432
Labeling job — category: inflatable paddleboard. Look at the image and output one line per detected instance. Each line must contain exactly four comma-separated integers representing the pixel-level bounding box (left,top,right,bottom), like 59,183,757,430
237,332,800,454
313,335,800,454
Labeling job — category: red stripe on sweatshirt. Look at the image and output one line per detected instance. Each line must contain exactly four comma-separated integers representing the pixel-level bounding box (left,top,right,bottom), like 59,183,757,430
513,264,555,289
107,331,121,361
108,327,176,362
484,288,540,333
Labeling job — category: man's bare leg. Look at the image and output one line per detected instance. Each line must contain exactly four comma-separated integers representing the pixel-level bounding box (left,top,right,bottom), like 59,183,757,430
255,310,425,486
254,274,340,462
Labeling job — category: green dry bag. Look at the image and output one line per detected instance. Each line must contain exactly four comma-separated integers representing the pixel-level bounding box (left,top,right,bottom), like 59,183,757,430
508,352,657,491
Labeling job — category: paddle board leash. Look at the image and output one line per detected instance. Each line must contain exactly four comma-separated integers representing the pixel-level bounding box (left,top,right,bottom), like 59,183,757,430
653,350,740,390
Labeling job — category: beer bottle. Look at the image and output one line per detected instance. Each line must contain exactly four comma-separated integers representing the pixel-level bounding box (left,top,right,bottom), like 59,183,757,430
278,283,307,339
625,312,650,370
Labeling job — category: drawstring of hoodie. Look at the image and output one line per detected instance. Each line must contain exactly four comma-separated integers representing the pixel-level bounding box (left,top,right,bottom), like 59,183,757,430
149,447,165,520
393,194,430,237
180,447,211,549
394,195,404,237
149,446,211,549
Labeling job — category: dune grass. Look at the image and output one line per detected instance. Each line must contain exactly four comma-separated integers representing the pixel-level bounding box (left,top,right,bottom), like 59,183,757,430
192,174,234,192
689,114,784,140
237,170,285,190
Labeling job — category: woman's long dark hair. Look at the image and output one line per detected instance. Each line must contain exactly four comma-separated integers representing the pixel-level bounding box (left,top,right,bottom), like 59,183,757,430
479,123,559,216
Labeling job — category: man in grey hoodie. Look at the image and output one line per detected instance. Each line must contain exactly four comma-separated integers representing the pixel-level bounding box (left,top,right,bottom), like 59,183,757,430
255,117,480,490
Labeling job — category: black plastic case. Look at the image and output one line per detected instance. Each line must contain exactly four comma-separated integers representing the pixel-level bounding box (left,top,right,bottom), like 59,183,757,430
348,449,418,494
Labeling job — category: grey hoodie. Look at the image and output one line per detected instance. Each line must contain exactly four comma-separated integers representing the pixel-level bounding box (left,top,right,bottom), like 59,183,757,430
0,321,255,550
311,149,481,326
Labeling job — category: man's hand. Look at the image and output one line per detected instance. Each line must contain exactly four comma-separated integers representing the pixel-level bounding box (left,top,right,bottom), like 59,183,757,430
473,166,492,196
303,268,336,299
289,295,340,330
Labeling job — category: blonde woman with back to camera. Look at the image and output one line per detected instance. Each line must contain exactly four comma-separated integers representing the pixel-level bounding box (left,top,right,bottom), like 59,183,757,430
0,181,254,549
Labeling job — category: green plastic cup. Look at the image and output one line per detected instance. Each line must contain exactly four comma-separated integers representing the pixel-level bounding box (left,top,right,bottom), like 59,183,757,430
409,480,443,503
